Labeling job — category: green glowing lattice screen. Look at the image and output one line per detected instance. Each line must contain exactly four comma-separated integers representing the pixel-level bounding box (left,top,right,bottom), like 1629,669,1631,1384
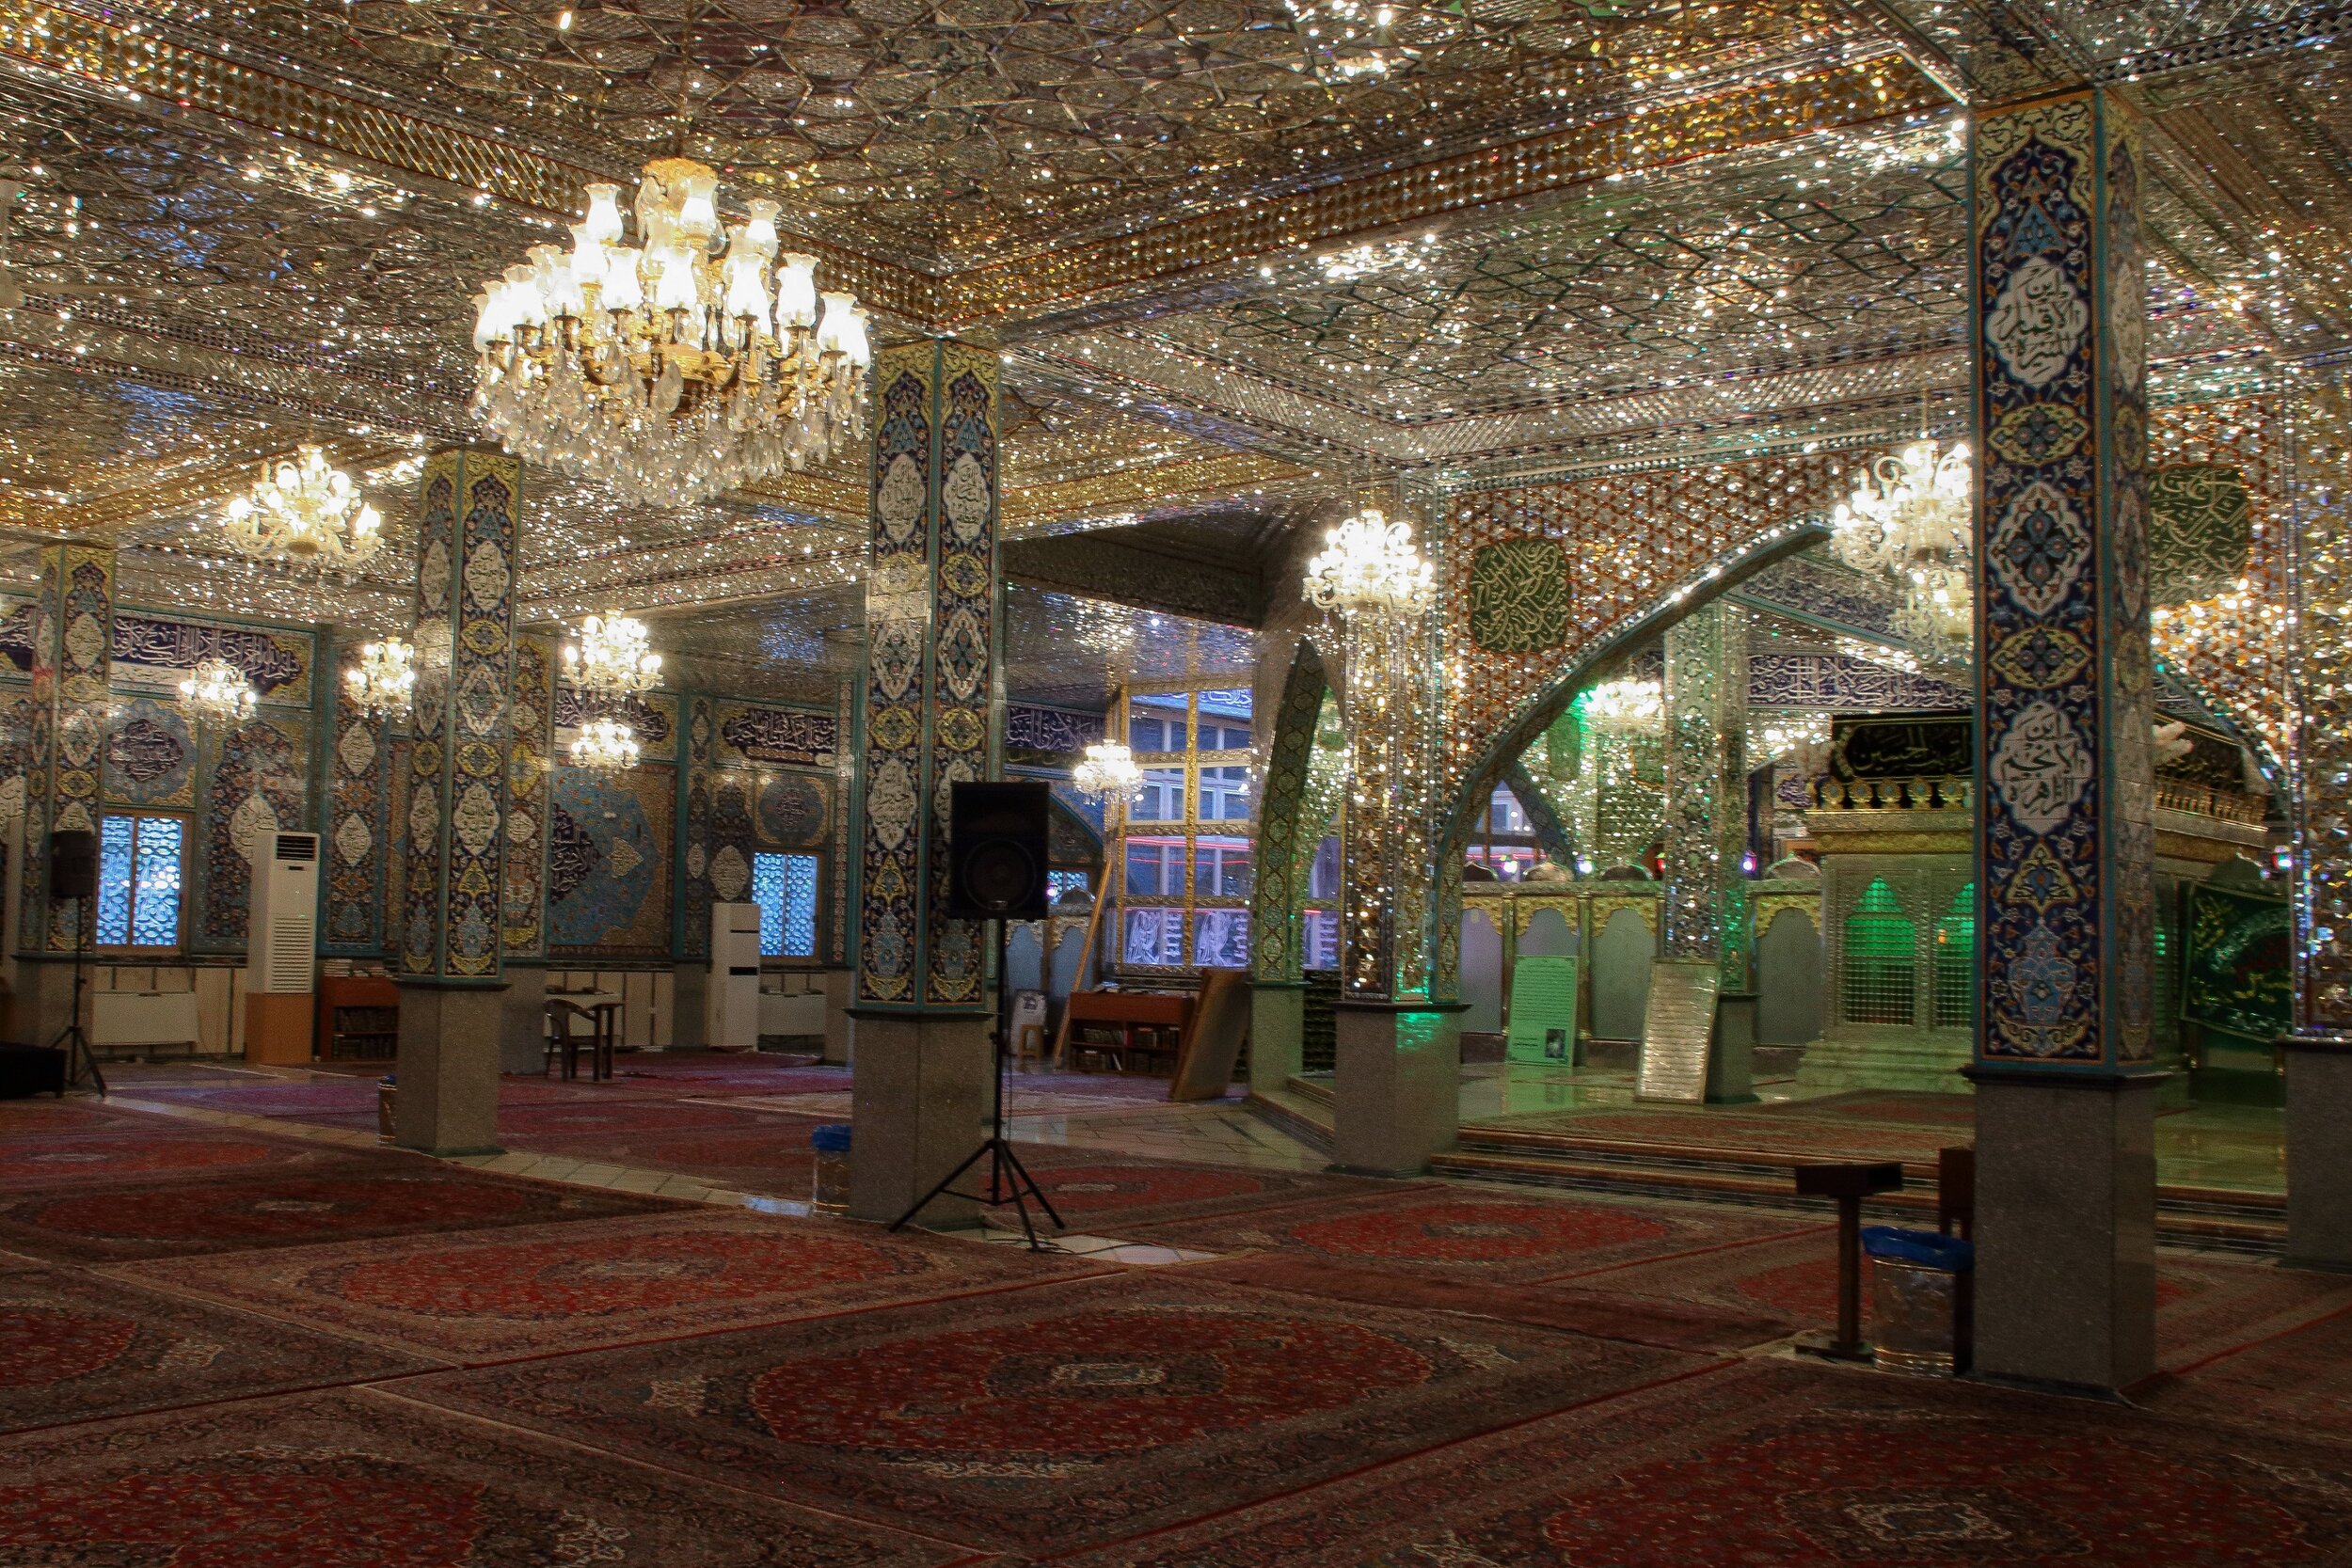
1842,877,1915,1026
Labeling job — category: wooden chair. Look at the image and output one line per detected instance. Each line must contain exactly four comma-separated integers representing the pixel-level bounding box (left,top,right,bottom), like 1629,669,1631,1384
544,998,614,1083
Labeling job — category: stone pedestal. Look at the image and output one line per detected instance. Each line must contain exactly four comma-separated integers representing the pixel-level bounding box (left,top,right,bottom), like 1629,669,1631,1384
394,981,507,1156
823,968,853,1065
497,963,548,1075
1969,1069,2159,1392
847,1010,992,1227
1332,1001,1463,1176
1249,980,1306,1096
2284,1037,2352,1271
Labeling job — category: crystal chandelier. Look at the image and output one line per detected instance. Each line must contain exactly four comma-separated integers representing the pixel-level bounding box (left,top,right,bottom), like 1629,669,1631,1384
178,658,257,726
570,717,642,772
1284,0,1415,79
562,613,663,703
219,445,384,578
1831,433,1974,664
470,160,873,506
1580,677,1664,734
1073,738,1143,803
1303,503,1436,619
343,638,416,721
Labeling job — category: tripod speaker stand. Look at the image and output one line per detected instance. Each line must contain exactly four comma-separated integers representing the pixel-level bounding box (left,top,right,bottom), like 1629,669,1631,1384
888,782,1063,1249
48,829,105,1098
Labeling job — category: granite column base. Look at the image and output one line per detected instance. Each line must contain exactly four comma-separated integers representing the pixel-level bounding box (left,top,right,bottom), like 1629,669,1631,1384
497,963,548,1075
393,980,506,1156
2284,1036,2352,1271
823,968,853,1065
9,955,78,1052
1332,1000,1464,1177
1248,980,1306,1097
847,1009,993,1227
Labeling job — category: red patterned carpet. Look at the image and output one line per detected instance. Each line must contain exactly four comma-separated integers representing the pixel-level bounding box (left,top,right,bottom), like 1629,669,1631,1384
1470,1104,1958,1164
1011,1148,1414,1227
405,1269,1697,1554
0,1268,428,1432
1125,1186,1814,1282
125,1210,1109,1363
0,1164,687,1263
0,1390,963,1567
504,1117,832,1195
0,1125,373,1190
1054,1357,2352,1568
1572,1228,2352,1369
496,1096,814,1137
2146,1305,2352,1444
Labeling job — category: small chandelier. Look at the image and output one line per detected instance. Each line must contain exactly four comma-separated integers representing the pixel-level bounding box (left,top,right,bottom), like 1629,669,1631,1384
470,159,873,506
219,445,384,578
1302,503,1435,619
562,613,662,703
1285,0,1415,79
178,657,257,727
343,638,416,721
570,717,641,772
1579,677,1664,735
1831,432,1974,664
1073,738,1143,803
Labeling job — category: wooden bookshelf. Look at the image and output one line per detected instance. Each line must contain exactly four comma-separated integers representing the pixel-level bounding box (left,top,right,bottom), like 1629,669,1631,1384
318,975,400,1062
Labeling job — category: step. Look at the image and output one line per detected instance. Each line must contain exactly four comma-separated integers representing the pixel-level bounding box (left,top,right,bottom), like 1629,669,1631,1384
1246,1088,1332,1153
1284,1073,1334,1109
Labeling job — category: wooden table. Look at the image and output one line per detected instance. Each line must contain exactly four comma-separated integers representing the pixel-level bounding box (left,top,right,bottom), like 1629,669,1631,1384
1061,990,1194,1072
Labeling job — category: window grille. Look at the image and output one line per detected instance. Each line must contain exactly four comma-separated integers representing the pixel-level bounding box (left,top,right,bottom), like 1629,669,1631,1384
1841,876,1916,1025
96,814,184,947
751,851,818,958
1931,882,1974,1028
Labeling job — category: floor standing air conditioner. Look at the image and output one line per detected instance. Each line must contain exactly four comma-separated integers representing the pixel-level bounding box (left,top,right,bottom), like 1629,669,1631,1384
245,832,320,1066
708,902,761,1053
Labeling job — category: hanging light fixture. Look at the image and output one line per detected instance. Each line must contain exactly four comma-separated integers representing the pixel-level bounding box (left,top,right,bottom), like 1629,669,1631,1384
178,657,257,727
561,612,663,703
1304,500,1436,620
1073,737,1143,803
469,160,872,506
342,638,417,721
570,716,643,772
1579,676,1665,734
218,445,384,578
1284,0,1416,79
1830,413,1974,666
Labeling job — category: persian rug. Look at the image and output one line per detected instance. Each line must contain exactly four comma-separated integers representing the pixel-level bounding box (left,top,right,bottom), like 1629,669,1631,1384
0,1388,968,1567
1756,1090,1979,1128
1123,1187,1813,1282
1006,1146,1421,1227
0,1268,428,1433
1573,1231,2352,1370
1049,1355,2352,1568
0,1164,688,1263
2145,1304,2352,1445
0,1125,382,1191
0,1098,141,1135
405,1269,1699,1554
1467,1105,1955,1165
124,1210,1108,1364
1188,1255,1795,1354
503,1117,833,1196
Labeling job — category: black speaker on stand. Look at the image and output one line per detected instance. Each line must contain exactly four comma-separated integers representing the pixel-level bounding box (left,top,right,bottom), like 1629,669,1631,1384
892,781,1062,1247
48,829,104,1097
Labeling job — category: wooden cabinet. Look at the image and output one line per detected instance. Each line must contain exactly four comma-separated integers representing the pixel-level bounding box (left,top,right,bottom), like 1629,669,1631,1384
318,976,400,1062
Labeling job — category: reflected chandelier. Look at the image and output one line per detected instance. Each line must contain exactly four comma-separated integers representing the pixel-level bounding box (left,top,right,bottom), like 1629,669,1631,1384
178,658,257,726
343,638,416,721
562,613,663,703
1830,433,1974,662
470,159,872,506
1073,738,1143,804
1580,677,1663,734
1302,503,1436,618
219,445,384,578
570,717,642,772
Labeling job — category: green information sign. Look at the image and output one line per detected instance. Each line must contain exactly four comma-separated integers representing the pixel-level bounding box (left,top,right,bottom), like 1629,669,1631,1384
1506,955,1581,1066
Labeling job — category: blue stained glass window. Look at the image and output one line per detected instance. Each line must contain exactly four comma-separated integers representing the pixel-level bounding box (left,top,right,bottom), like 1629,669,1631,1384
1047,870,1091,905
752,851,819,958
95,814,183,947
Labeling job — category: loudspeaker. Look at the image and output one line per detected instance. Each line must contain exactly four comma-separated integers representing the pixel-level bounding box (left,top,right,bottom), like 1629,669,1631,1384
947,781,1050,921
49,830,95,901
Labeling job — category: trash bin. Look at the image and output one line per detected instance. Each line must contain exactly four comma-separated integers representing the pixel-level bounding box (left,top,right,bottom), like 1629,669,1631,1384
810,1123,852,1215
1863,1225,1974,1376
375,1075,397,1145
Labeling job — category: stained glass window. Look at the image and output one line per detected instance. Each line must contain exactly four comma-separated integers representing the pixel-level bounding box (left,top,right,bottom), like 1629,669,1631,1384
1108,686,1259,974
751,850,819,958
95,814,183,947
1047,870,1092,906
1123,907,1184,965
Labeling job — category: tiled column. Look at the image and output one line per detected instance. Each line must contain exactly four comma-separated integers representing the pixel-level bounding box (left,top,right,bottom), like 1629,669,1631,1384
2282,386,2352,1269
497,631,555,1072
1969,90,2161,1391
1661,601,1752,989
825,673,856,1065
393,447,521,1156
850,339,1000,1225
12,545,112,1045
1328,504,1459,1176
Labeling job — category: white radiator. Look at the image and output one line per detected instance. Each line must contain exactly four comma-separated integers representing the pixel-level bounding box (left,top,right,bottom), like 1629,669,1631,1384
758,991,826,1037
93,991,202,1048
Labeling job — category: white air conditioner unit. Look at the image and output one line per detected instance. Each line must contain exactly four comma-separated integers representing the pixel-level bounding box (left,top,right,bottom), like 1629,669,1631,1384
708,901,761,1053
244,832,321,1068
247,832,322,995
